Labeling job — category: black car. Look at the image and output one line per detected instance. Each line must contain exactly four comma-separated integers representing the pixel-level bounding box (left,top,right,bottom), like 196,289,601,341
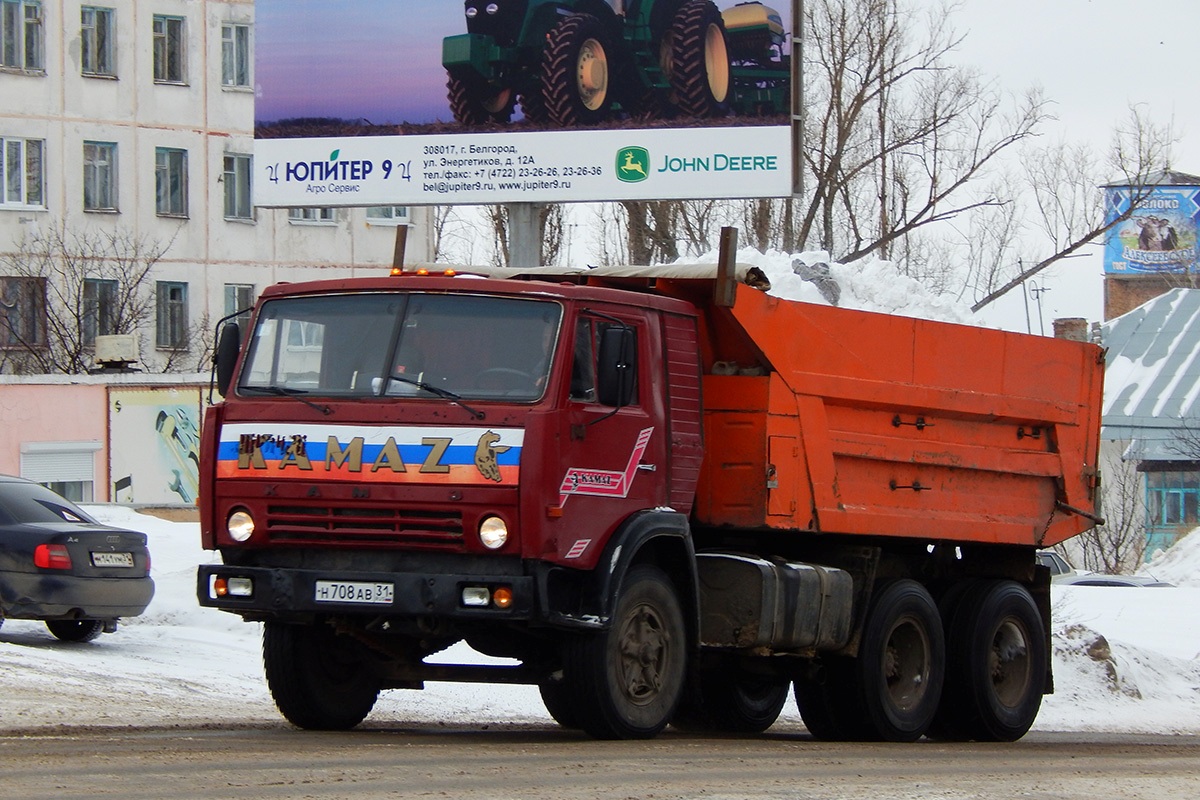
0,475,154,642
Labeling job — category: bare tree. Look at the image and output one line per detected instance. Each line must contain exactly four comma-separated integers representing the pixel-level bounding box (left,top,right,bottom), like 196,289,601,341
485,203,566,267
968,105,1176,312
1073,452,1149,574
799,0,1048,265
0,219,174,375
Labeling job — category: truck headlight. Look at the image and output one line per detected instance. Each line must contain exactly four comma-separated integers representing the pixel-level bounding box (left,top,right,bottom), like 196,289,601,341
227,510,255,542
479,515,508,549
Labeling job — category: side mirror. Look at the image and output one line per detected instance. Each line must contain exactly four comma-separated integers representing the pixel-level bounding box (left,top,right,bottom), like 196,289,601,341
215,322,241,396
596,326,635,407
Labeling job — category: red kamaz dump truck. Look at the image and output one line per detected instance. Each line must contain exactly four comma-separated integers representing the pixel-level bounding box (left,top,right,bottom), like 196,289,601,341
197,241,1103,742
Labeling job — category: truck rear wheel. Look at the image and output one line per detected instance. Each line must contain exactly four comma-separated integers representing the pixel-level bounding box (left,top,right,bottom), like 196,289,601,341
542,14,615,126
934,580,1046,741
563,564,686,739
793,658,870,741
699,671,790,733
263,621,381,731
859,580,945,741
668,0,731,118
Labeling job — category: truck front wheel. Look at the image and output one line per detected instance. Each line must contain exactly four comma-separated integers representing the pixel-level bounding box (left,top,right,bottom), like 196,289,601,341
263,621,381,730
563,564,687,739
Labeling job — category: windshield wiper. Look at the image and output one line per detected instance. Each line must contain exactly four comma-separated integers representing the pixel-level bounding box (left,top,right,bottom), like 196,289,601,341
242,386,333,416
385,375,485,420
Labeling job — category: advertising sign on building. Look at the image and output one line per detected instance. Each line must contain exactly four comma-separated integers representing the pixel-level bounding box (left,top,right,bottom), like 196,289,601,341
253,0,796,207
1104,185,1200,274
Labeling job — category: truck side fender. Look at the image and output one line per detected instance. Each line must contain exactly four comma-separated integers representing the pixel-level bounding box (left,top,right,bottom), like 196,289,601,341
538,509,699,643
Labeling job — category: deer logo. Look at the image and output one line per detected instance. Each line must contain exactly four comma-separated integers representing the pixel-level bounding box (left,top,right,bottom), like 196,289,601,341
474,430,511,483
615,147,650,183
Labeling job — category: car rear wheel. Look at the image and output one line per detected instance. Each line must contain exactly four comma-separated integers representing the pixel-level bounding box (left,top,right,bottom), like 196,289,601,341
46,619,104,642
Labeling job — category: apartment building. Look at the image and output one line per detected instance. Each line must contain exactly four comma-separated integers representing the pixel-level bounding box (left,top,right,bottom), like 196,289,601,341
0,0,429,373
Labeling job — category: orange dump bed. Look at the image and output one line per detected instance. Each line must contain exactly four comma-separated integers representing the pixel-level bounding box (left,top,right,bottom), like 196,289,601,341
694,285,1104,548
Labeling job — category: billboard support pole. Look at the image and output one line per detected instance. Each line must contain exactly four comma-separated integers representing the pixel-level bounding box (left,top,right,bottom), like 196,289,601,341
508,202,546,267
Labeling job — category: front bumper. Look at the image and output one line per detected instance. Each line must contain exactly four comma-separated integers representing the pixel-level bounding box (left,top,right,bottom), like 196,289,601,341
197,563,535,621
0,570,154,621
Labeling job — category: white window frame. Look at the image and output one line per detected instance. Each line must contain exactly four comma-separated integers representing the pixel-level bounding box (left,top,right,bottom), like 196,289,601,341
1,0,43,72
155,147,188,217
288,207,335,224
83,140,117,212
223,153,252,220
81,6,114,77
366,206,411,225
20,441,102,503
221,22,250,88
152,14,185,84
1,135,45,207
155,280,188,349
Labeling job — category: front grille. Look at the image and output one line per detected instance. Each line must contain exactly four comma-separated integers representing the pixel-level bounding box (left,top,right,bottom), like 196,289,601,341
265,503,464,549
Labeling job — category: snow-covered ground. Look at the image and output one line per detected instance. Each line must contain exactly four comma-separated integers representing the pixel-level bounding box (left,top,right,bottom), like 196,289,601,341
1,505,1197,735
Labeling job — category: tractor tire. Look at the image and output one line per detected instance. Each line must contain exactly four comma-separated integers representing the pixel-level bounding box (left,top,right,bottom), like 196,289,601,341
933,580,1046,742
263,621,381,731
561,564,687,739
519,90,548,124
667,0,731,118
542,14,616,126
447,74,516,125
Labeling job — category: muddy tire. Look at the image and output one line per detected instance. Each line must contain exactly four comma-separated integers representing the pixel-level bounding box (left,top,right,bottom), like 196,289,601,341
934,580,1046,742
542,14,616,126
563,565,687,739
667,0,730,118
263,621,381,731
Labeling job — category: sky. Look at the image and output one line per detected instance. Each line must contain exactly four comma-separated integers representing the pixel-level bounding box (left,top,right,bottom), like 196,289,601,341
2,264,1199,734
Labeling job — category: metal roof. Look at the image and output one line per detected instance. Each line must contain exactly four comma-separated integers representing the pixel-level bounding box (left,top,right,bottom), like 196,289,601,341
1102,288,1200,452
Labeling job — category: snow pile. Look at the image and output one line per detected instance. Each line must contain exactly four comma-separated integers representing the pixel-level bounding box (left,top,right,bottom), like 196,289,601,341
2,507,1198,734
678,247,975,324
1140,526,1200,587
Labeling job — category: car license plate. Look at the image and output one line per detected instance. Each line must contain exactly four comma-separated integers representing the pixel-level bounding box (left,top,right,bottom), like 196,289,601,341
314,580,394,605
91,551,134,568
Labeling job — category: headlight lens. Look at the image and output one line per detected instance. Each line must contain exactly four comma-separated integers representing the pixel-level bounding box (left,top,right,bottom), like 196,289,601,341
227,510,255,542
479,515,508,549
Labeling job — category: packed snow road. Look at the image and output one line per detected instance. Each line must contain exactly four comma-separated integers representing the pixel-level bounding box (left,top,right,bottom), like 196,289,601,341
2,725,1198,800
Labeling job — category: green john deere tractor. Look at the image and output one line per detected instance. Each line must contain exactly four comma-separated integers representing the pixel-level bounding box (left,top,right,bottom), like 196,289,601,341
442,0,785,127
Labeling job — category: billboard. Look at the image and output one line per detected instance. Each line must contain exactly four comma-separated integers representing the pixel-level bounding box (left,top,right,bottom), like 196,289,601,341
1105,185,1200,274
253,0,797,206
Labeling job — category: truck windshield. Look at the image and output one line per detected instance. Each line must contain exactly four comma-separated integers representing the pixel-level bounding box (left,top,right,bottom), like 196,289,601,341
239,292,562,402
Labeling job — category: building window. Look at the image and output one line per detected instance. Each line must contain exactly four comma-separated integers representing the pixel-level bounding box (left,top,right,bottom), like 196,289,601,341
82,278,117,345
152,14,185,83
288,207,335,224
155,147,187,217
1,0,43,71
81,6,114,76
155,281,187,349
0,276,46,348
221,23,250,87
223,153,252,220
20,441,101,503
366,206,410,224
1,135,44,207
83,141,117,211
224,283,254,330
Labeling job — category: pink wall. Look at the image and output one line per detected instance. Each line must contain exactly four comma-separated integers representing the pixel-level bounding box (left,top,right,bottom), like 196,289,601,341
0,384,110,497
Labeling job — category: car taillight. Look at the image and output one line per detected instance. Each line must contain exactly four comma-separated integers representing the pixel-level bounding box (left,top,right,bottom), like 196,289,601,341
34,543,72,570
